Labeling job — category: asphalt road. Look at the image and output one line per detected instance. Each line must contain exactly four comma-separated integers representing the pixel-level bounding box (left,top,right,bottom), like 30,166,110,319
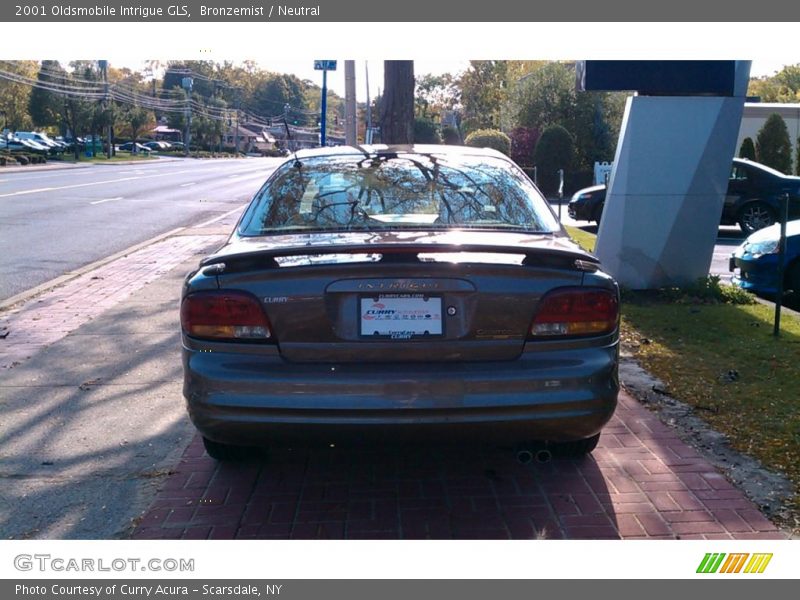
0,156,283,301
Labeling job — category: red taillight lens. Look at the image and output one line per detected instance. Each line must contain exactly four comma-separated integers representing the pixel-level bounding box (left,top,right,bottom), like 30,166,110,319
530,287,618,338
181,290,272,341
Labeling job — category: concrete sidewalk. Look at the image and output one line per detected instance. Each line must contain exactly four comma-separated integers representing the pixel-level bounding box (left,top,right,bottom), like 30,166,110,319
0,218,790,539
0,220,229,539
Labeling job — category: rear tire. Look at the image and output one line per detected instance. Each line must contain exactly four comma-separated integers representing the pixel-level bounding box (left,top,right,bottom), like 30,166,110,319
202,436,254,461
551,433,600,458
739,201,776,235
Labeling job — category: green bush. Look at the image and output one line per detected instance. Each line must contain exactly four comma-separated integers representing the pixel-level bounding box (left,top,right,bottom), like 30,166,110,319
629,276,757,306
414,117,441,144
464,128,511,155
15,155,29,165
797,137,800,176
533,124,574,196
739,137,756,160
442,126,461,145
756,113,792,173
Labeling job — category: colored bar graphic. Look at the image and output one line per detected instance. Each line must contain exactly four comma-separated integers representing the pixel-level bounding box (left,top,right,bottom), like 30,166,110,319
720,553,749,573
697,553,726,573
732,553,749,573
744,553,773,574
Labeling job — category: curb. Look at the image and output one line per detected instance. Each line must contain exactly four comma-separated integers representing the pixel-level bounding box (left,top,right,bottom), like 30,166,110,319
0,226,185,312
0,162,92,174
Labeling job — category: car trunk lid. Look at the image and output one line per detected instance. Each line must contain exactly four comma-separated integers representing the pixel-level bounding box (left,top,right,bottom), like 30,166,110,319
206,231,597,363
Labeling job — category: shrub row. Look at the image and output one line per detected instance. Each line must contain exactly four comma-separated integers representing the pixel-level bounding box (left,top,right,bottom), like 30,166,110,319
0,153,48,166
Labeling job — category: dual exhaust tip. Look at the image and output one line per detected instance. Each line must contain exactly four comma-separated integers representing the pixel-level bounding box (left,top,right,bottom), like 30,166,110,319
516,448,552,464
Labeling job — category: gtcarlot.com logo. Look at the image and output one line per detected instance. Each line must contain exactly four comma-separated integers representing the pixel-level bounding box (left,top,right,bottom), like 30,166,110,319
14,554,195,573
696,553,773,574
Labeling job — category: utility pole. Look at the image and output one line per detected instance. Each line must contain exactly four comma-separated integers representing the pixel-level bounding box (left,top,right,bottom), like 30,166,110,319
282,103,292,152
234,91,241,155
320,69,328,147
99,60,112,159
365,62,372,144
314,60,337,148
182,77,193,156
345,60,357,146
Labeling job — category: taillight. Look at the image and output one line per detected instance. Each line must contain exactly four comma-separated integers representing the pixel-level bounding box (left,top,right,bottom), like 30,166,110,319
181,290,272,341
530,287,618,338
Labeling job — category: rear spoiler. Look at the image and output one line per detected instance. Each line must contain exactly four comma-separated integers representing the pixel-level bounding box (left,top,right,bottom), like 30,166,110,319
199,243,600,275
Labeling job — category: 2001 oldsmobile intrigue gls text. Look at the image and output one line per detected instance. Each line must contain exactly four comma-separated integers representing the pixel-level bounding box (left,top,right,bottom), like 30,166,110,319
180,145,620,460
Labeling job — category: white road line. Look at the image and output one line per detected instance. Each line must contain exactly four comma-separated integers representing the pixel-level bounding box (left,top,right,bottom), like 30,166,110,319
180,182,196,187
90,196,124,205
0,170,190,198
1,187,54,197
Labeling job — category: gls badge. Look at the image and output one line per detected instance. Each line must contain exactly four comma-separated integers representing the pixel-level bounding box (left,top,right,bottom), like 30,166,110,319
169,5,190,17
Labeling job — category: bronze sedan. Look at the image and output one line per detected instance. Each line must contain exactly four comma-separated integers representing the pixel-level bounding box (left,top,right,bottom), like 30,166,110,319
181,145,620,460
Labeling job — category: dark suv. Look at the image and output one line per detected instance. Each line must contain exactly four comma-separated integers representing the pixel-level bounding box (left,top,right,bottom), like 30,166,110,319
568,158,800,235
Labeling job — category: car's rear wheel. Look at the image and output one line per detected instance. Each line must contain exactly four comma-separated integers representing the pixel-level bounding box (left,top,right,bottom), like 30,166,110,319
202,436,254,461
551,433,600,458
739,202,776,235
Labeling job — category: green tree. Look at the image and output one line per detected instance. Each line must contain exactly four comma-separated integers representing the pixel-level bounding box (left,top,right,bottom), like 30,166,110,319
127,107,151,153
458,61,508,134
0,60,37,131
506,62,625,171
28,60,66,130
533,124,574,196
739,137,756,160
796,137,800,176
415,73,458,119
253,73,307,116
756,113,792,173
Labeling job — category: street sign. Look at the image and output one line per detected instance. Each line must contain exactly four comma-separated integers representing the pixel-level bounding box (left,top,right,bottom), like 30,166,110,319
314,60,337,71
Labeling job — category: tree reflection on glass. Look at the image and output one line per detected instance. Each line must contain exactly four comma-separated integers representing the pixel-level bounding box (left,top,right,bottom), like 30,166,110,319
240,152,560,236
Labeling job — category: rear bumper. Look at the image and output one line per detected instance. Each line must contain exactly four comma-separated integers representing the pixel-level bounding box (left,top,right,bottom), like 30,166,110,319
183,341,619,446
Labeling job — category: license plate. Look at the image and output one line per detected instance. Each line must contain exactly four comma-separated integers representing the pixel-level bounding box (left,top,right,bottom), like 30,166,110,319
360,294,443,339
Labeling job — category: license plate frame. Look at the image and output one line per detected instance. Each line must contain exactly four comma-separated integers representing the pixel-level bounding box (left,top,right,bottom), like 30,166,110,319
359,294,444,339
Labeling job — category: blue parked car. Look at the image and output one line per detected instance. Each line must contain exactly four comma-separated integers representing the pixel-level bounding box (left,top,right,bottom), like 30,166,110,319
730,220,800,296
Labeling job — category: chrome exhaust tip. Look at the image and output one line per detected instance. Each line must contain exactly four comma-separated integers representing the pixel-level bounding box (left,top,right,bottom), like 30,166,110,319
516,450,533,464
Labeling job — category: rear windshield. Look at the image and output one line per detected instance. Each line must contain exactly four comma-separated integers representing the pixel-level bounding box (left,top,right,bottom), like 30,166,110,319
239,153,559,235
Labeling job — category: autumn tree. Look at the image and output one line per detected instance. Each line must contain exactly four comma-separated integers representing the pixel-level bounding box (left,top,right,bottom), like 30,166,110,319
0,60,37,131
748,64,800,103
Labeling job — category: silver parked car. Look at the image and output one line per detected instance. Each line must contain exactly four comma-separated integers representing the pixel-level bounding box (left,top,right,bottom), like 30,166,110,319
181,145,620,460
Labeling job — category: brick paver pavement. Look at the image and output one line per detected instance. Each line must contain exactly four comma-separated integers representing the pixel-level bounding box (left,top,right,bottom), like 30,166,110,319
0,234,224,370
1,218,786,541
130,391,786,540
